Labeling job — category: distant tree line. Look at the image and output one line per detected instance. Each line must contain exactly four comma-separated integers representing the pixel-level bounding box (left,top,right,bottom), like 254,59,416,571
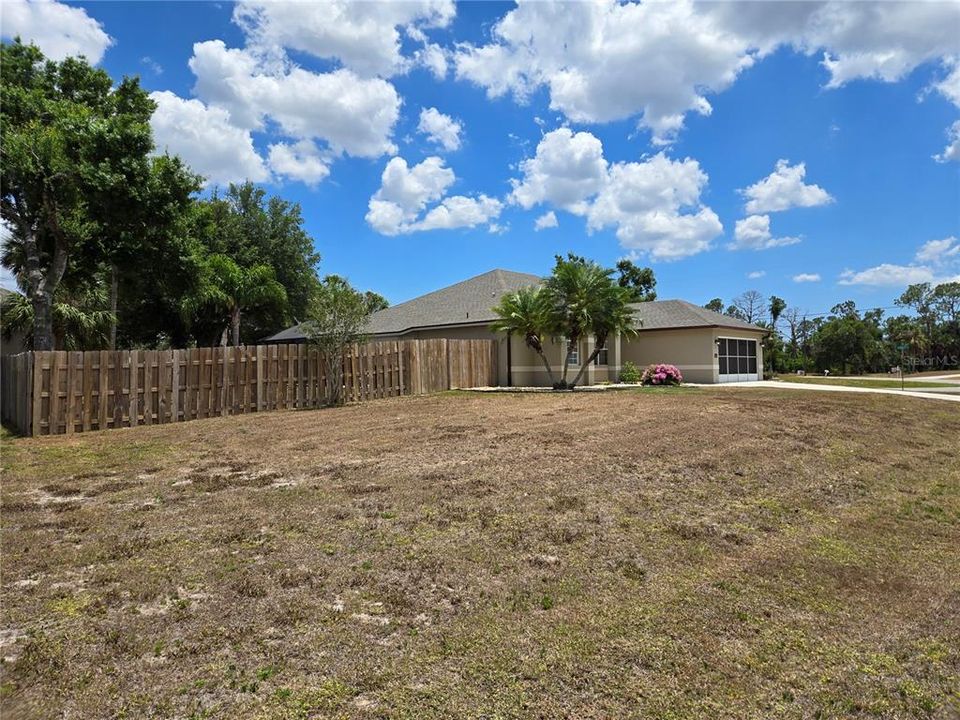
0,39,384,352
706,282,960,375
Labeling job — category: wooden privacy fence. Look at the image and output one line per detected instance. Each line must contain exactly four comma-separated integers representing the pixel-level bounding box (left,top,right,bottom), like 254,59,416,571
0,338,497,437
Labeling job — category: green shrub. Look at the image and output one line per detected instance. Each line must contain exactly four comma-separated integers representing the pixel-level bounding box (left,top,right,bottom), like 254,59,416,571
619,361,641,384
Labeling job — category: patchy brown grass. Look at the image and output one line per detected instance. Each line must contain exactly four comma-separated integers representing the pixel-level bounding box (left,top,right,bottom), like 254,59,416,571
2,388,959,719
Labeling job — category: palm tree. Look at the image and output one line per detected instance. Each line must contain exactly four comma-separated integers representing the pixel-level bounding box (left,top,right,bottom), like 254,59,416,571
542,255,625,387
1,281,114,350
188,254,287,346
490,285,557,386
569,283,638,387
766,296,787,372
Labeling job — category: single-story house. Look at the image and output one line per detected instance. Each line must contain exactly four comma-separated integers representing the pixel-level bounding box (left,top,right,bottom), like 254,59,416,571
263,269,768,386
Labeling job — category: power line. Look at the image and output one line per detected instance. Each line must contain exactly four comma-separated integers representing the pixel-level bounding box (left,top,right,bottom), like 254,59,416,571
749,304,905,323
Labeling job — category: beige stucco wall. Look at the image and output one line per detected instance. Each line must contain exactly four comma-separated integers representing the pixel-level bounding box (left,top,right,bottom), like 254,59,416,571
508,334,613,387
373,323,766,387
511,326,767,385
620,328,716,383
619,327,766,383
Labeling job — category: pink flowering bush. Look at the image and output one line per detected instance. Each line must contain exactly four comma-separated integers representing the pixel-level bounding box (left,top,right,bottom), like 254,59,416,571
641,363,683,386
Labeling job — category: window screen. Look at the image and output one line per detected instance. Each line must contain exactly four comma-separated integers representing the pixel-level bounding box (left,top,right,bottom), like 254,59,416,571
718,338,757,376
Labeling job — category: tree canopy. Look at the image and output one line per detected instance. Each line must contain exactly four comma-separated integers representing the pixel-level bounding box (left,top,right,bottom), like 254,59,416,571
695,284,960,377
0,40,344,352
1,39,157,349
302,275,372,406
615,259,657,302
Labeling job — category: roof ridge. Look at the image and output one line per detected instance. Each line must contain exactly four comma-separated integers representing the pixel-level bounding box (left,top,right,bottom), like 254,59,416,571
369,268,539,317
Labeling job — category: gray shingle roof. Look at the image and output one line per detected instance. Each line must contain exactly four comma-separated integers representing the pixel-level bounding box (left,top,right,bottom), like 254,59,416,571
261,322,311,343
631,299,767,333
261,269,541,342
366,269,541,335
261,270,766,342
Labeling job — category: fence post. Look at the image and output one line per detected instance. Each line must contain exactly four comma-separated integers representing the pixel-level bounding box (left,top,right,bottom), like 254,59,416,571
255,344,264,412
443,338,451,390
397,340,404,396
82,351,93,432
171,349,180,423
129,349,139,428
31,352,42,436
23,354,32,434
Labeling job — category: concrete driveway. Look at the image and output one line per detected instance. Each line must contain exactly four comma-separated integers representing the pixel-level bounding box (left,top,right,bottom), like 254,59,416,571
706,380,960,403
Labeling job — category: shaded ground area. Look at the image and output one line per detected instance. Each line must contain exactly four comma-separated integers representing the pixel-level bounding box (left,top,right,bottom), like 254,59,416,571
2,389,959,719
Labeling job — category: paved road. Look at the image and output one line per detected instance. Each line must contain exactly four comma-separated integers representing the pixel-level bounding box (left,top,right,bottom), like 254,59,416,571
707,380,960,403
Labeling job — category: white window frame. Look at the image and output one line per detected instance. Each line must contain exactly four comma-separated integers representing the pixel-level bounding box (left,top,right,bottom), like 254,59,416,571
593,347,608,366
565,338,579,366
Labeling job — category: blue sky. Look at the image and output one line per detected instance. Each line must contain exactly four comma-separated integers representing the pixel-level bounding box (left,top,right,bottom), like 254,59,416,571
3,0,959,320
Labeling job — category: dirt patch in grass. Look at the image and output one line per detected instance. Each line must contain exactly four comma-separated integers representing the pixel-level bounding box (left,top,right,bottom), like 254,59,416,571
2,389,959,718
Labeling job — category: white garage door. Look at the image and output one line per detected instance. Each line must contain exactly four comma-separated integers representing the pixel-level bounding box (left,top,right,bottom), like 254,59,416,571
718,337,759,383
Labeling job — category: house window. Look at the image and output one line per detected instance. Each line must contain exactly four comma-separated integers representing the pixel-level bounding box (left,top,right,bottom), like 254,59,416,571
566,340,579,366
594,347,608,366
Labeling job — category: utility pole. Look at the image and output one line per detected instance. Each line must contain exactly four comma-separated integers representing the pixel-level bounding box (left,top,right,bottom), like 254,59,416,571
897,343,908,391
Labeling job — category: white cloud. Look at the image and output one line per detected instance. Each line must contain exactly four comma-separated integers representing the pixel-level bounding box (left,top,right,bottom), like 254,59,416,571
534,211,558,231
511,128,607,213
839,237,960,287
742,160,833,214
268,140,330,186
0,0,112,63
915,236,960,264
365,200,408,237
375,156,454,215
416,43,448,79
586,153,723,261
933,59,960,108
747,270,766,279
454,1,960,145
730,214,802,251
934,120,960,163
417,108,462,152
838,264,936,287
455,1,753,144
149,1,456,188
365,156,502,235
793,273,821,283
415,195,503,232
149,91,269,186
141,56,163,76
508,128,722,260
807,3,960,89
189,40,400,158
232,0,455,78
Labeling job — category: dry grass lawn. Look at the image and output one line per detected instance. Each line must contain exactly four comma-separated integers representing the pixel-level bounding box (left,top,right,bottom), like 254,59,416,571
2,388,959,719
